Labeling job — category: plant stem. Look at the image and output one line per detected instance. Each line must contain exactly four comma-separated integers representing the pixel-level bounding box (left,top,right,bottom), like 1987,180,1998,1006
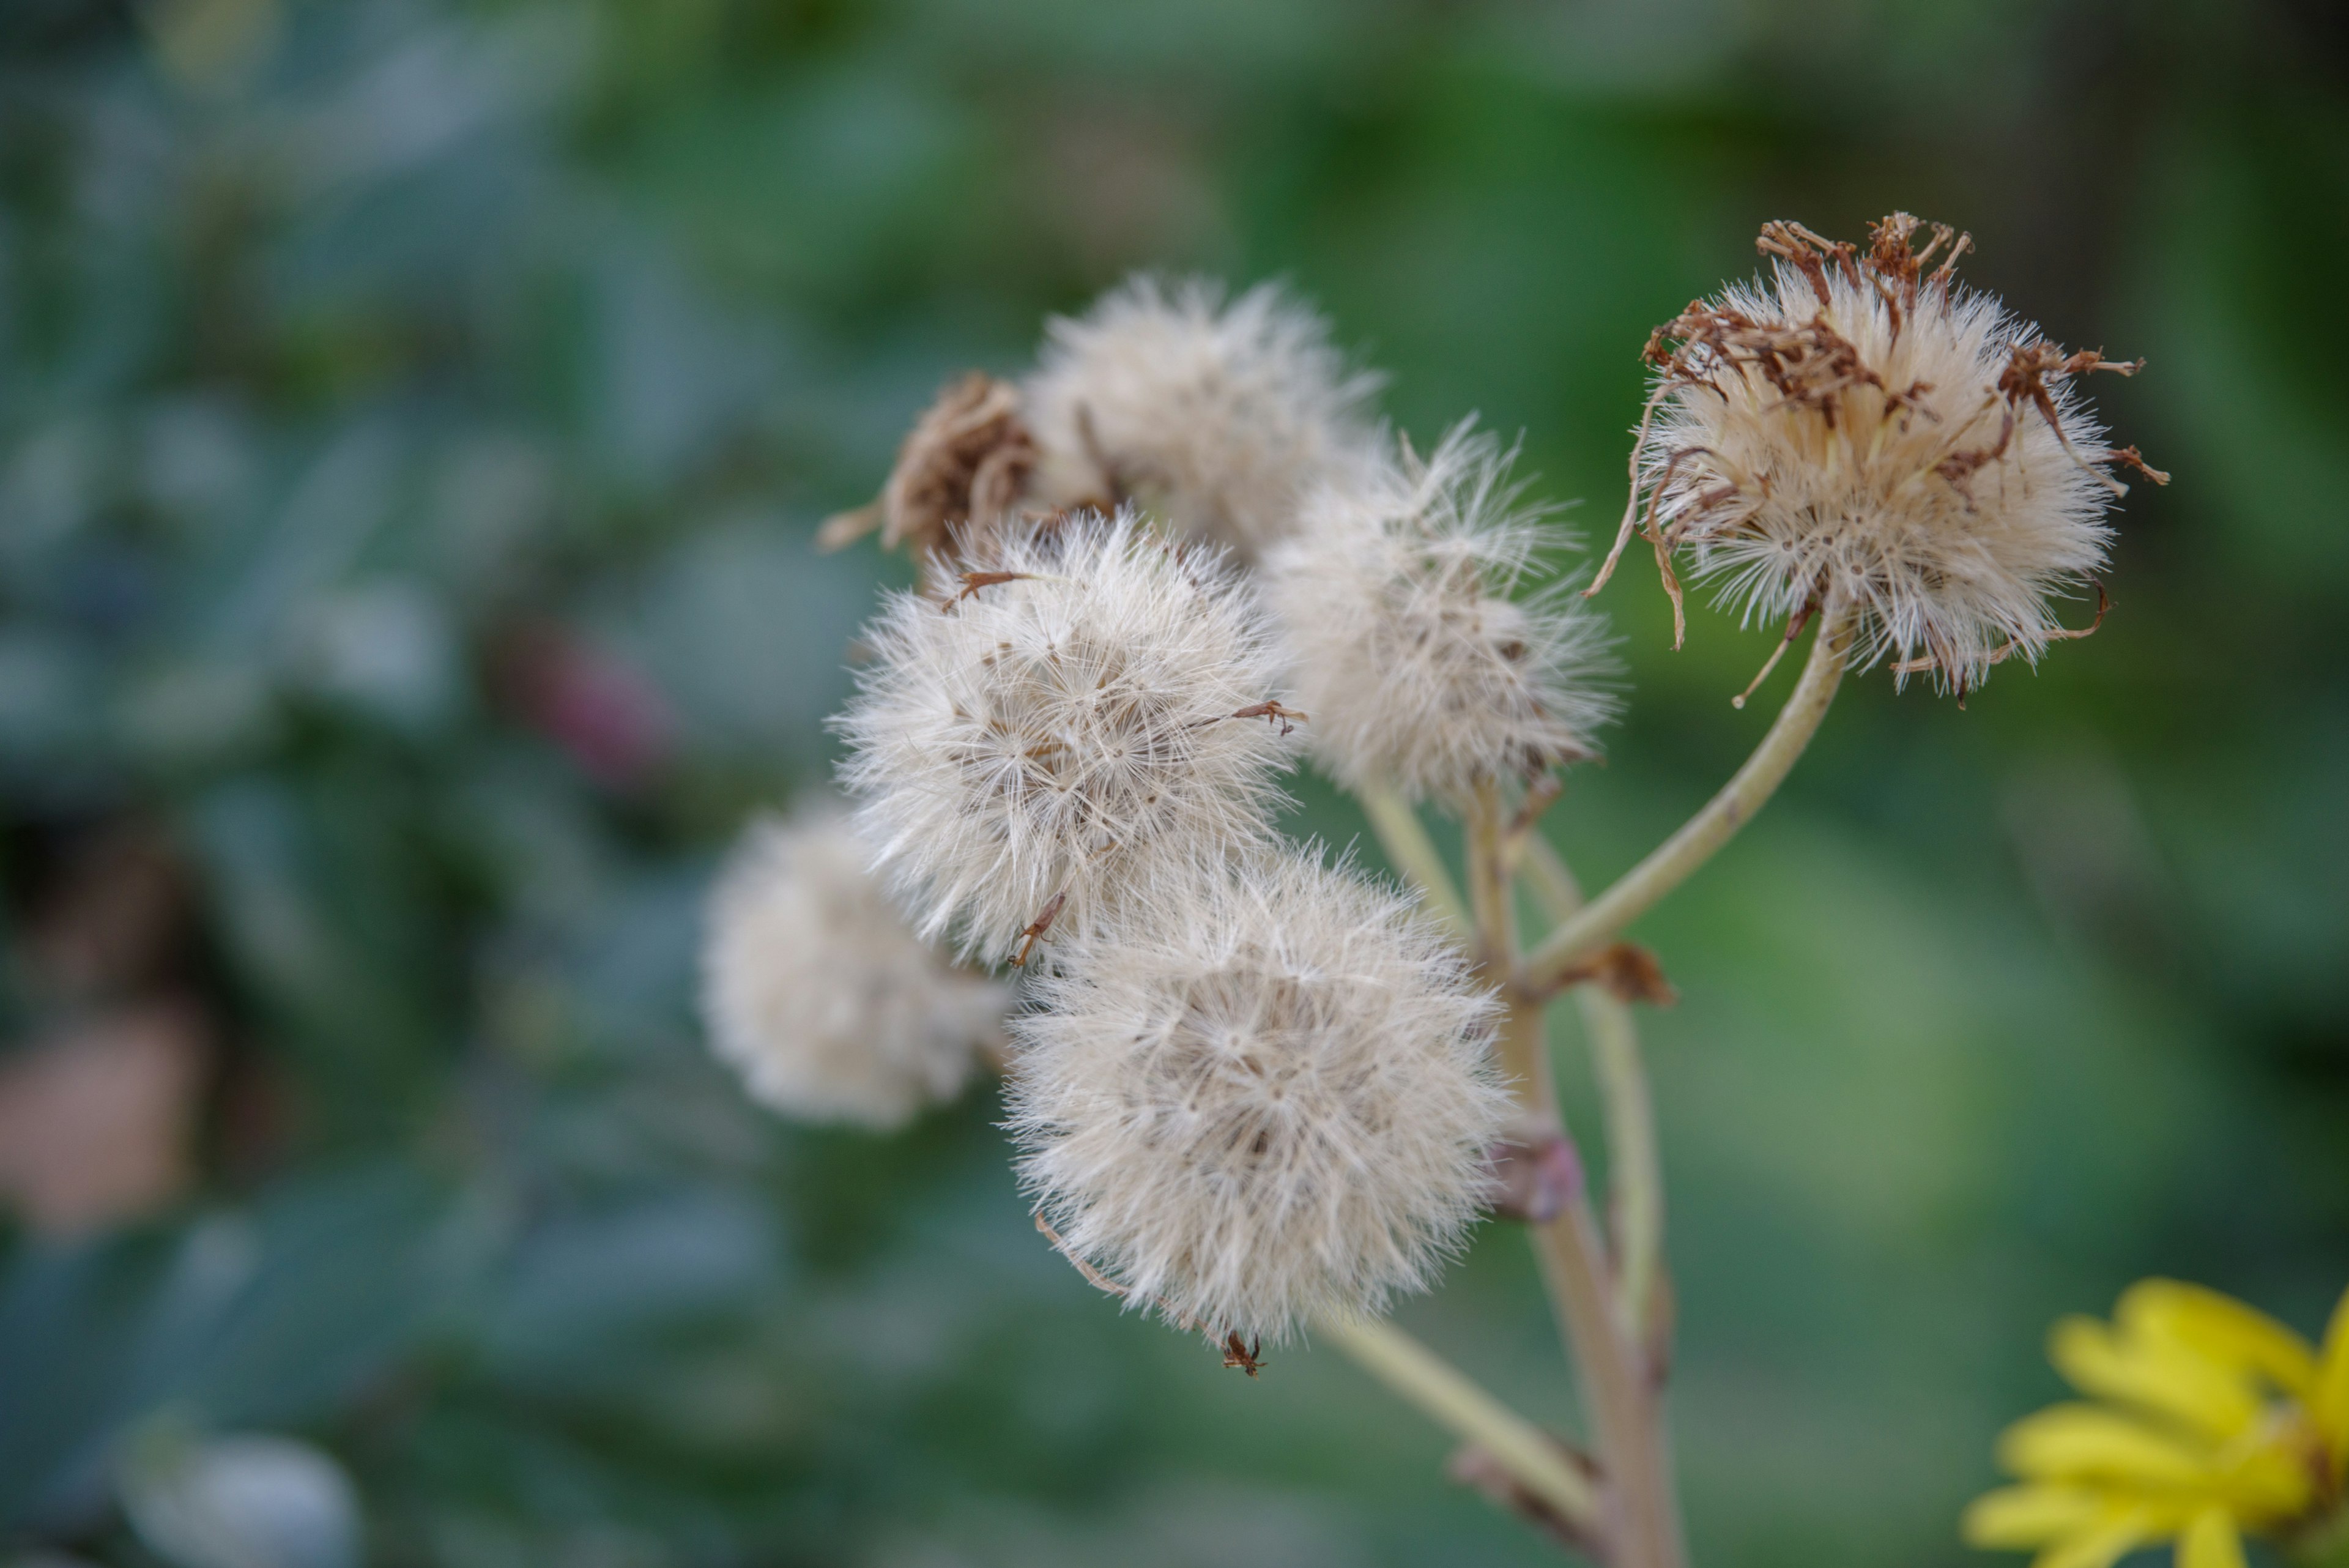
1522,612,1853,996
1326,1315,1601,1535
1524,839,1666,1347
1466,787,1686,1568
1360,784,1471,942
1529,1207,1685,1568
1466,776,1516,973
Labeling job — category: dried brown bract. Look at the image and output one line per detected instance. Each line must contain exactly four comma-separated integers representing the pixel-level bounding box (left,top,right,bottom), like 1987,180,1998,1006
818,373,1037,560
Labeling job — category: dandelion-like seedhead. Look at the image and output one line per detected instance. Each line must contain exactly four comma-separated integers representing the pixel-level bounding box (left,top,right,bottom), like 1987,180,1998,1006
835,510,1297,967
1025,276,1383,562
700,803,1008,1129
1614,214,2162,693
1264,423,1616,801
1008,848,1510,1343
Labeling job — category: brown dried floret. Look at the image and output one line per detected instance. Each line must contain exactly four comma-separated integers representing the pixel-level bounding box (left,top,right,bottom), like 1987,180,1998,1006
818,373,1037,560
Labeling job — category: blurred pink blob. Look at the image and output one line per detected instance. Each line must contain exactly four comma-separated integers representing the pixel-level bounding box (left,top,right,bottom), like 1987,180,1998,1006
500,624,677,790
0,1002,207,1233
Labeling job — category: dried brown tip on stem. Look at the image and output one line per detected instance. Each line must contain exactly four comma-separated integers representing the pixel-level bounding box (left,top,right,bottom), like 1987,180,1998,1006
1008,890,1067,968
1220,1332,1269,1378
822,373,1038,560
1996,341,2153,497
1448,1434,1605,1558
1543,941,1677,1006
2107,445,2172,486
1756,218,1860,305
1189,699,1309,735
940,570,1035,612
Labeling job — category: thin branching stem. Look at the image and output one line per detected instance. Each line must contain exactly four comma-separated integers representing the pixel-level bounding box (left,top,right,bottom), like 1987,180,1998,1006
1464,785,1687,1568
1525,838,1666,1368
1359,784,1471,942
1325,1315,1602,1536
1522,612,1854,995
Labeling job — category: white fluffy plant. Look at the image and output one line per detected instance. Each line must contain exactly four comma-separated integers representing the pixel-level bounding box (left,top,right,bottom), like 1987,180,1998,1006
1009,849,1508,1345
699,234,2164,1568
1266,421,1617,804
1025,276,1383,562
700,803,1007,1129
833,509,1299,967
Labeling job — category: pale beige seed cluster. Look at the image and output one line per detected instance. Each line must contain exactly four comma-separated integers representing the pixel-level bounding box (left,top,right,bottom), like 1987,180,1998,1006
1266,422,1616,801
1618,215,2151,692
1025,277,1383,562
1007,849,1508,1343
700,803,1008,1129
833,510,1297,967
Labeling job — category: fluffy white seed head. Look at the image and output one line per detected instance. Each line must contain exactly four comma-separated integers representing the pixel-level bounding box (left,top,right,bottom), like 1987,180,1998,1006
1618,215,2156,693
700,803,1008,1129
1263,423,1616,801
1024,276,1383,562
834,510,1297,967
1008,848,1509,1343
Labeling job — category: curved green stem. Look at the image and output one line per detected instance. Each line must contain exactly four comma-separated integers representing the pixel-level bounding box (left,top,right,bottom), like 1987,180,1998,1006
1326,1315,1601,1536
1523,613,1853,995
1359,784,1470,942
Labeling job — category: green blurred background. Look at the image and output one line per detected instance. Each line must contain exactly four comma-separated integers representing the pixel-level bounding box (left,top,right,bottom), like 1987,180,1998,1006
1,1,2343,1563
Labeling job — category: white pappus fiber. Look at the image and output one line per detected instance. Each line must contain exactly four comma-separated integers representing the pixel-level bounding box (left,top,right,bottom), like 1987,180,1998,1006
1620,215,2149,693
1025,276,1382,562
1007,848,1510,1343
1264,422,1616,801
700,803,1008,1129
834,510,1298,967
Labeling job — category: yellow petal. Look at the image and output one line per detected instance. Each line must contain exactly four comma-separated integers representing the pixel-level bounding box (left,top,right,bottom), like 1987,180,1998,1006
1964,1485,2107,1548
2050,1314,2260,1438
2215,1433,2317,1522
2178,1508,2246,1568
2317,1282,2349,1468
2030,1512,2148,1568
2121,1279,2318,1397
1998,1404,2214,1487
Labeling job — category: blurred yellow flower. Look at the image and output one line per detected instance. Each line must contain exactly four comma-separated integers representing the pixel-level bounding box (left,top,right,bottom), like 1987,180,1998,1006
1965,1279,2349,1568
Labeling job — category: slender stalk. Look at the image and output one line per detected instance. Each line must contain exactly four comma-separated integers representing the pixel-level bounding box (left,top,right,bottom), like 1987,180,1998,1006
1359,784,1471,942
1525,839,1665,1343
1530,1209,1686,1568
1466,776,1516,972
1523,612,1854,996
1466,786,1686,1568
1326,1315,1601,1535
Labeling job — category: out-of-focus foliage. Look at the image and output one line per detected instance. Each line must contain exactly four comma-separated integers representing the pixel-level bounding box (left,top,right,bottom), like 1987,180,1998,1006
0,1,2341,1564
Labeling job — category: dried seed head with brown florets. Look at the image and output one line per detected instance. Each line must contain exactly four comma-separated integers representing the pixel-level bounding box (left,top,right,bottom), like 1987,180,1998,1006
1008,847,1510,1345
816,373,1038,562
1598,214,2167,696
700,801,1009,1129
1024,276,1384,563
1264,422,1616,802
834,509,1299,967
